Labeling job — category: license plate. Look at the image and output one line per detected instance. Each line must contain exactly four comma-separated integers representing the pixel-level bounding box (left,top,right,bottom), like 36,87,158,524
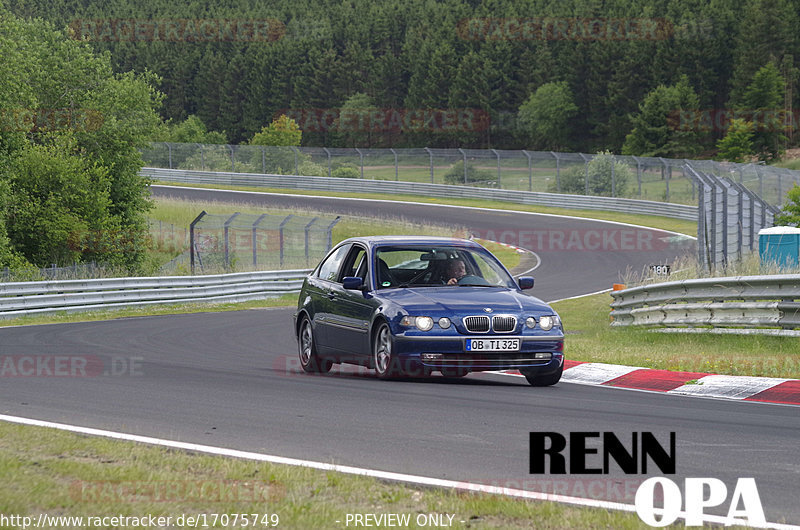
465,338,521,352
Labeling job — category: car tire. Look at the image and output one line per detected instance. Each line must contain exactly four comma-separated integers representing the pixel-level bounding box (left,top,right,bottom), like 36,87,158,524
440,368,469,378
298,316,332,373
373,322,400,379
523,364,562,386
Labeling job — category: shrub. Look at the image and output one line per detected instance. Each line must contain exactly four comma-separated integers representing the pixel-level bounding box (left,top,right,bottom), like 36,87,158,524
443,160,495,186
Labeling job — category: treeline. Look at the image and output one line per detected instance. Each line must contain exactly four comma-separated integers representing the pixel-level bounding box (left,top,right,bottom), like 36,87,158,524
0,9,162,272
6,0,800,154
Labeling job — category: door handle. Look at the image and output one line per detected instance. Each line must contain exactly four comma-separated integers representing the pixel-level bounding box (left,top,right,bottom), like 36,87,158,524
327,292,337,300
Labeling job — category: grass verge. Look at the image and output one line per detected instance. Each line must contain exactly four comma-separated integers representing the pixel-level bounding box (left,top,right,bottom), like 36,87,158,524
0,295,297,329
0,421,661,529
152,181,697,237
552,291,800,379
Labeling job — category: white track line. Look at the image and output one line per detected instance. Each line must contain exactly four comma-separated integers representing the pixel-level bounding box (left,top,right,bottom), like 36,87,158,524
1,414,795,529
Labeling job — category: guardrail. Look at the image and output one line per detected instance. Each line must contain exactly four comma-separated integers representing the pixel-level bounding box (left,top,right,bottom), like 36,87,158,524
142,168,699,221
610,275,800,334
0,269,311,319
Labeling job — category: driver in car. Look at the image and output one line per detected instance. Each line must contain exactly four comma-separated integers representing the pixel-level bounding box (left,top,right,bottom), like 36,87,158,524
446,259,467,285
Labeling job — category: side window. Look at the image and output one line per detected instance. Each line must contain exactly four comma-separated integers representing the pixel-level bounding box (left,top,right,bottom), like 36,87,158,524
340,246,368,282
316,244,350,283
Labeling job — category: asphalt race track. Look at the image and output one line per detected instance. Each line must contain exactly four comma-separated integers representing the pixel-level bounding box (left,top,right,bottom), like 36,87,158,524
150,185,696,301
2,187,798,525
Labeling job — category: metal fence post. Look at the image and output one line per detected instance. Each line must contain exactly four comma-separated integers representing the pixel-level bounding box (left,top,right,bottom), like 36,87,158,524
326,216,341,251
228,145,235,172
189,211,207,275
659,158,670,202
424,147,433,183
261,146,266,173
579,153,590,195
252,214,268,267
223,213,240,270
491,149,500,188
390,148,398,180
304,217,319,265
458,148,467,184
523,150,532,191
550,152,561,193
633,156,642,197
611,154,616,197
278,214,294,267
291,146,299,175
356,148,364,179
323,147,331,178
165,142,173,169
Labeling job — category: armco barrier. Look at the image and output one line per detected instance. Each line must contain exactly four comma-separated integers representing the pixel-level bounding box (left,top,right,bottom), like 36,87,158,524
141,168,698,221
610,275,800,334
0,269,311,319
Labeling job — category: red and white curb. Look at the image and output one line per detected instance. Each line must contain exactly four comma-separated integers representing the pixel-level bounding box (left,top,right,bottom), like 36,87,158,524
506,360,800,405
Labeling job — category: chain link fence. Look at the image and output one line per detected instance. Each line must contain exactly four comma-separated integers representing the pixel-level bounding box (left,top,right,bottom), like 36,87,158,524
141,143,800,208
185,211,340,274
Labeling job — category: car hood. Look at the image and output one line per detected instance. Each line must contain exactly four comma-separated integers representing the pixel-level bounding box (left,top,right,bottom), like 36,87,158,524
380,286,554,314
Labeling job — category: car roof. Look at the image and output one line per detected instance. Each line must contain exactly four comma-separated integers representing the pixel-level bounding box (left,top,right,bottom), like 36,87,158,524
337,235,483,249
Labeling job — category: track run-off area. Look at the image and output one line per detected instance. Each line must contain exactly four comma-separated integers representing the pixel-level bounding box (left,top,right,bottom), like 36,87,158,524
0,185,797,526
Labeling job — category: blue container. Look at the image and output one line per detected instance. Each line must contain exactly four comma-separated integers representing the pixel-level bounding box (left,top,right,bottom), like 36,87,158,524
758,227,800,268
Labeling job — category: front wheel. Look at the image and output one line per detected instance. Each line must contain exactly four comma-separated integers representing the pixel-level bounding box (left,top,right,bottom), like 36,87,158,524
298,317,332,373
522,364,562,387
373,322,400,379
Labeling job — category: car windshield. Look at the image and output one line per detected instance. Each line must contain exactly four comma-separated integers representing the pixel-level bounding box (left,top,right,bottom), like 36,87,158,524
374,245,517,289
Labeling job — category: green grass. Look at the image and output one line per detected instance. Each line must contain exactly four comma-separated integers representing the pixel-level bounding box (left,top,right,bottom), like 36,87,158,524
0,295,298,328
0,421,666,530
153,181,698,237
552,291,800,379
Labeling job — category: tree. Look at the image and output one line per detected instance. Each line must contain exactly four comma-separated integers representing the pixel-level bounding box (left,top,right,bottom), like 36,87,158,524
716,119,755,163
622,76,703,158
0,11,162,271
738,62,787,161
774,184,800,226
332,92,377,147
156,115,227,144
248,115,303,174
517,82,577,151
249,115,302,147
553,151,632,197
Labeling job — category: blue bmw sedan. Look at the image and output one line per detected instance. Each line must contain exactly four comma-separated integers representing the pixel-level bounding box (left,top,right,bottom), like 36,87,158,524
293,236,564,386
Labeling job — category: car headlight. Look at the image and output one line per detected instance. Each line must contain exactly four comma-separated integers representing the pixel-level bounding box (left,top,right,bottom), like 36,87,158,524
415,316,434,331
538,315,560,331
438,317,451,329
525,316,536,329
400,316,434,331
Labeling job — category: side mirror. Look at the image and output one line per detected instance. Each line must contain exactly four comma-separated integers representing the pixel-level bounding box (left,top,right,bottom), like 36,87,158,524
518,276,534,290
342,276,365,290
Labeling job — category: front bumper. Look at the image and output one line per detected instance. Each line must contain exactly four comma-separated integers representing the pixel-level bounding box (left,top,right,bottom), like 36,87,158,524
392,334,564,373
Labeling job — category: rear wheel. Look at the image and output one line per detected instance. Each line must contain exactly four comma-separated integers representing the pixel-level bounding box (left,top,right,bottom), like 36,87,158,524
373,322,400,379
298,317,332,373
522,365,562,386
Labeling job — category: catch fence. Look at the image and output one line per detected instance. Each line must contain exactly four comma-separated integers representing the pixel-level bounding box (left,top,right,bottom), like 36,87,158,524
141,143,800,208
188,211,340,274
